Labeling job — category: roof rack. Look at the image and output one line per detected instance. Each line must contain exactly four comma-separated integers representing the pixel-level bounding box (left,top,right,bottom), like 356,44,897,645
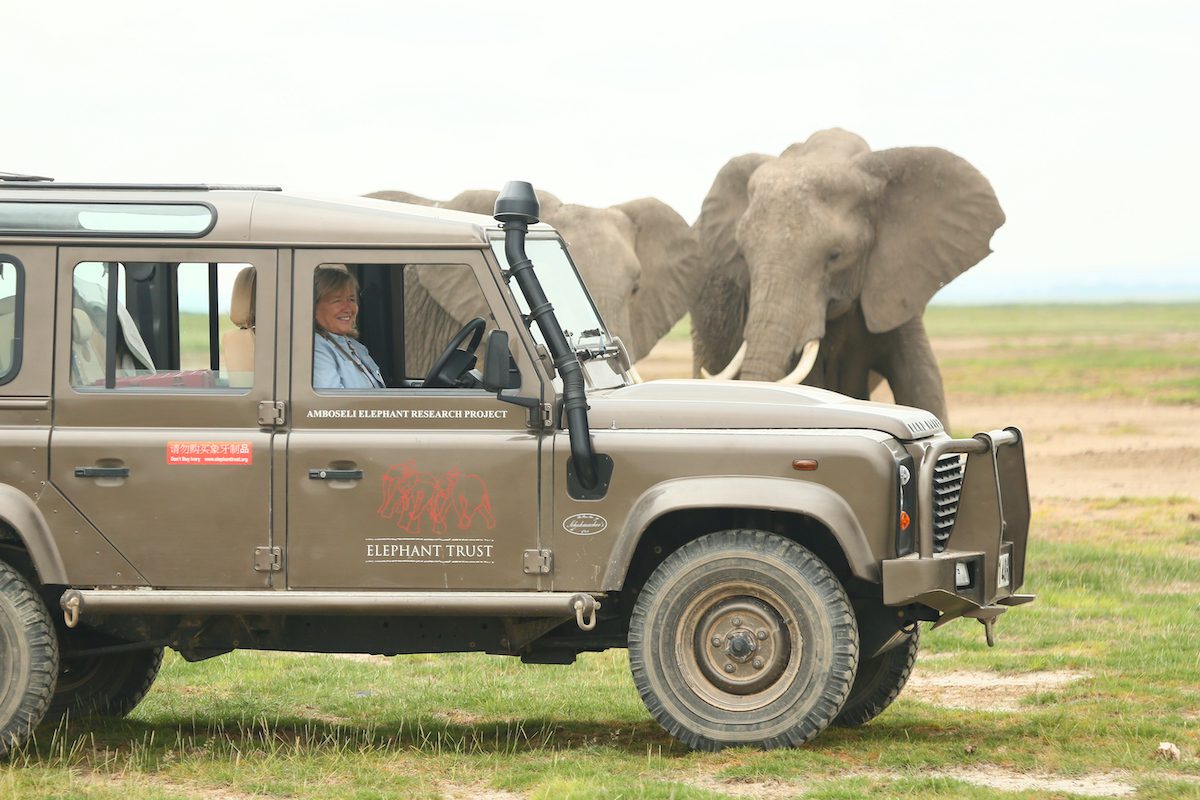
0,176,281,192
0,182,282,191
0,172,54,182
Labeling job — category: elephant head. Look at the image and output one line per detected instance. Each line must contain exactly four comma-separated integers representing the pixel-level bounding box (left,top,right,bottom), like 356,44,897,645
368,189,701,363
692,128,1005,404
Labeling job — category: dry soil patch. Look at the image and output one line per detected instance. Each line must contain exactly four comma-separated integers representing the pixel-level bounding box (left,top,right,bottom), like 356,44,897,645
933,767,1136,798
440,783,524,800
904,666,1090,712
686,774,805,799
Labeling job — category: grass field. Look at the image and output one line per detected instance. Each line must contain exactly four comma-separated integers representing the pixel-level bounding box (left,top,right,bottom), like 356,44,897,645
3,304,1198,799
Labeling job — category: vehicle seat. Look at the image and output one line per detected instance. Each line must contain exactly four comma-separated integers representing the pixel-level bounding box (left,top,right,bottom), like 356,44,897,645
70,308,105,385
221,267,255,386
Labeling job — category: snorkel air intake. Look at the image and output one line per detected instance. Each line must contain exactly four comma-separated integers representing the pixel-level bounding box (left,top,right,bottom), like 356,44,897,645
495,181,601,491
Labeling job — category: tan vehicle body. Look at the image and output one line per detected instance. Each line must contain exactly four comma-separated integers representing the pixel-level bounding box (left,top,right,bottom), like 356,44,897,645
0,180,1031,752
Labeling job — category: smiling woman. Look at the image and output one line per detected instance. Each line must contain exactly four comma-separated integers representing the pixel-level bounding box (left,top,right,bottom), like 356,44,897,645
312,265,385,390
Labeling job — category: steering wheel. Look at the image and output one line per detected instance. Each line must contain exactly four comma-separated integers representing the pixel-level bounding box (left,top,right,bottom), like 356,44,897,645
423,317,487,388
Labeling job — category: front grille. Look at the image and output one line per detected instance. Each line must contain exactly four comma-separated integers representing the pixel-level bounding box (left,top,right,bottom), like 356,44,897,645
932,453,966,552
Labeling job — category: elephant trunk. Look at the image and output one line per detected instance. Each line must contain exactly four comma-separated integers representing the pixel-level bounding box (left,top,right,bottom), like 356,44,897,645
739,275,826,382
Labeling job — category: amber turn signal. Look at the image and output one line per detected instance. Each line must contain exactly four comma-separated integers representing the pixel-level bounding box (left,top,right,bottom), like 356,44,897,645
899,511,911,531
792,459,818,471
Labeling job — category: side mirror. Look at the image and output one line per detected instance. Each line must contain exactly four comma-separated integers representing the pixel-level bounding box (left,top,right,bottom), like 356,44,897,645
481,329,520,392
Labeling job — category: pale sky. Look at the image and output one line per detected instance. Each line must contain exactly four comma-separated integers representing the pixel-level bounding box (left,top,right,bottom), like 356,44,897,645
6,1,1198,301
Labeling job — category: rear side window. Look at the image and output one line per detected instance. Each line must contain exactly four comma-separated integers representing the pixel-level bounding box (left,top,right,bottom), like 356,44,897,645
0,257,23,384
70,260,253,390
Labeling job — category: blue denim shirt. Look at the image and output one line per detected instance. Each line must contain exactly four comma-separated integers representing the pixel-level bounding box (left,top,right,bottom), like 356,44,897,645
313,332,385,389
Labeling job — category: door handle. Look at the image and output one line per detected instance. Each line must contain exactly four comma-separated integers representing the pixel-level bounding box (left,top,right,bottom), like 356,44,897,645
308,468,364,481
74,466,131,478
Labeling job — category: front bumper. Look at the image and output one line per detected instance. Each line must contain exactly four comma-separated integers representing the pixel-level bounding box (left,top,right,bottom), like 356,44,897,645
882,428,1034,635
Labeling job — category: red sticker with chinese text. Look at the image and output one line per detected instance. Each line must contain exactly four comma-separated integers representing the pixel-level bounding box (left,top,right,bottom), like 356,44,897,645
167,441,253,466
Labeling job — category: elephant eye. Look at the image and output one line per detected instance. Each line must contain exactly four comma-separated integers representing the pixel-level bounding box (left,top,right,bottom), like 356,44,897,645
828,248,843,263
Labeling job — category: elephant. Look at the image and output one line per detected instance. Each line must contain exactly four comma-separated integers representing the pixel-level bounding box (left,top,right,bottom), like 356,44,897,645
378,461,451,535
367,188,701,369
442,467,495,531
691,128,1005,426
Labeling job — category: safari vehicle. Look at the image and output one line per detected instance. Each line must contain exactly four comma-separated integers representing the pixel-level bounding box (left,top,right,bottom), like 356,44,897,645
0,174,1033,754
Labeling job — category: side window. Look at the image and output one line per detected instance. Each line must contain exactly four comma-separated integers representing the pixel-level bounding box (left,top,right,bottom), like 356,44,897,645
0,257,23,384
70,261,254,390
312,262,495,390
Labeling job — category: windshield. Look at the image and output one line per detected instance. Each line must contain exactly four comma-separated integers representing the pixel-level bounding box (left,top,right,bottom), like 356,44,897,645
490,236,625,390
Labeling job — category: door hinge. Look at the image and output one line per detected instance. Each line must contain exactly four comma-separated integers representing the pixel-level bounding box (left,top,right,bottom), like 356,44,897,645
258,400,286,427
254,546,282,572
541,403,555,428
523,548,553,575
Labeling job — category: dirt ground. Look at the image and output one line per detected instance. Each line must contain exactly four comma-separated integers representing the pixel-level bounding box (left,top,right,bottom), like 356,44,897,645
636,339,1200,501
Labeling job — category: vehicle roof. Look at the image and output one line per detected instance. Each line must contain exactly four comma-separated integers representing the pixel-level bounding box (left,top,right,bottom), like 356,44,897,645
0,186,555,248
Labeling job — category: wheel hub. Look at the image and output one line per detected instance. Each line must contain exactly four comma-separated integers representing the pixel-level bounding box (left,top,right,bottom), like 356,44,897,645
693,596,794,695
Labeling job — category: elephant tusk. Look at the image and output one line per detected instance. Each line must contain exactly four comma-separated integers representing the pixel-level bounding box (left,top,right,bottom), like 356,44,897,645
776,339,820,385
701,341,747,380
627,365,644,384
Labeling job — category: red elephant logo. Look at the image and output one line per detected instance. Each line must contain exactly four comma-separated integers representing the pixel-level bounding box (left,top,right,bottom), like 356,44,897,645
377,461,495,534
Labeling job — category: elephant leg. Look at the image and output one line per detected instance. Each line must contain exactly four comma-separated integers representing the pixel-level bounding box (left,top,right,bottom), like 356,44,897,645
473,498,497,530
882,318,949,428
377,478,396,518
817,310,872,399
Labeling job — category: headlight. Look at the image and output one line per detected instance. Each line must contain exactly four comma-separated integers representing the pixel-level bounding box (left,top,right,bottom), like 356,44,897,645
894,452,916,556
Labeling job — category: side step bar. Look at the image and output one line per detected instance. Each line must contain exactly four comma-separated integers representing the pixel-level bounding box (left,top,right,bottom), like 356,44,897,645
61,590,601,631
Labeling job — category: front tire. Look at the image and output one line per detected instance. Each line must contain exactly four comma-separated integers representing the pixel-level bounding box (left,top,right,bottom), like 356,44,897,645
0,560,58,759
47,647,164,721
628,530,858,750
834,628,919,727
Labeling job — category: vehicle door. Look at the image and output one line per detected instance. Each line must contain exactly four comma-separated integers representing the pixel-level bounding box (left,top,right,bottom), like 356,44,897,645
285,249,547,590
50,248,278,588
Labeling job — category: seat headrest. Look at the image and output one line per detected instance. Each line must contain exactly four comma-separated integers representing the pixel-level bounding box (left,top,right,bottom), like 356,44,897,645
229,267,256,329
72,308,94,343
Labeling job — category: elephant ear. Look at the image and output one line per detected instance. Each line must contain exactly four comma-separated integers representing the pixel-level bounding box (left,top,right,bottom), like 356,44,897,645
693,153,773,275
448,189,564,218
610,198,703,359
445,190,501,216
411,263,490,326
857,147,1005,333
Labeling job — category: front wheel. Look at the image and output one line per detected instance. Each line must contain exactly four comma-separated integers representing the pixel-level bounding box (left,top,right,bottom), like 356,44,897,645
834,628,919,727
0,560,58,759
47,646,164,721
628,530,858,750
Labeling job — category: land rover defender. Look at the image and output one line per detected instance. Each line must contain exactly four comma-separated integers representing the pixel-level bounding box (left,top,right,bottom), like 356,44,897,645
0,175,1032,753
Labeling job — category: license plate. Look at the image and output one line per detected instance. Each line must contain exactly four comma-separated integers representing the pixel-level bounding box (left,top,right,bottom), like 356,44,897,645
998,552,1011,589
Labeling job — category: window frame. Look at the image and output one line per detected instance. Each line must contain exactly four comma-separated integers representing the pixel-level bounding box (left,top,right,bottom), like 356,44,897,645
311,260,498,394
66,253,264,396
0,253,24,386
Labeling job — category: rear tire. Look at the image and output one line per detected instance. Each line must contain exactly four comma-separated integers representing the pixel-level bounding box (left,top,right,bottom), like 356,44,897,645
834,628,919,727
0,560,58,759
47,646,164,721
629,530,858,750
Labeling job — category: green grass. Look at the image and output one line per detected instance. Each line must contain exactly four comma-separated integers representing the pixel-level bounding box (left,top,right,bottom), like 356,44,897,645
924,303,1200,338
178,312,239,371
663,304,1200,341
4,497,1199,799
663,304,1200,405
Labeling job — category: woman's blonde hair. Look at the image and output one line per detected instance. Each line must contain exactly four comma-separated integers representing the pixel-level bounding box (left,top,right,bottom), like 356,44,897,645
314,265,361,337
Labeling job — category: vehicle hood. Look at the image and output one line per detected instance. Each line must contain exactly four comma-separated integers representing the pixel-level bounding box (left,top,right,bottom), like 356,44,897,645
586,380,943,440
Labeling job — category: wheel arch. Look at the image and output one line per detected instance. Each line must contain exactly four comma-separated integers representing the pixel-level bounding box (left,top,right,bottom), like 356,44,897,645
601,476,879,594
0,483,67,585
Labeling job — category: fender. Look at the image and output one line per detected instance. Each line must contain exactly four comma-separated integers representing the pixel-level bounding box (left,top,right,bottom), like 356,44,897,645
0,483,67,584
601,476,879,590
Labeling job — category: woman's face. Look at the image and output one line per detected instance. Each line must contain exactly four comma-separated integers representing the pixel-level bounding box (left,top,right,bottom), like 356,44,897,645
315,285,358,336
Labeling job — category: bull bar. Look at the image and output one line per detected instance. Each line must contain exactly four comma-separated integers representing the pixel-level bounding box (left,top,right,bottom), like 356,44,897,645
882,427,1035,644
